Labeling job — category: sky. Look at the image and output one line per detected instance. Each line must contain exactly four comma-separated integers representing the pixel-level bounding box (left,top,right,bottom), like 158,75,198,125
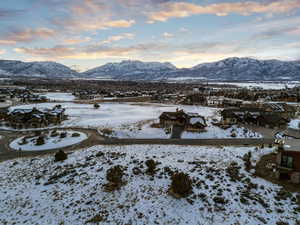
0,0,300,71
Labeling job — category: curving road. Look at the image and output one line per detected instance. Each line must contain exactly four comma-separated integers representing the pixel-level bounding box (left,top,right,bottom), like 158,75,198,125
0,125,274,162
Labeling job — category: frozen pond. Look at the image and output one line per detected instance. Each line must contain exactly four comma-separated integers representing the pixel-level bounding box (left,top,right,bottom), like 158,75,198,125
38,92,76,101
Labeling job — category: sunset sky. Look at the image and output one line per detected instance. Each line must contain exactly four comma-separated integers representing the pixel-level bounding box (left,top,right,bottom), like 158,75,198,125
0,0,300,71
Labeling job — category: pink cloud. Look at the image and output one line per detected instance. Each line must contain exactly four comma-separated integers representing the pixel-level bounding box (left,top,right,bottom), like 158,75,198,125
148,0,300,22
2,28,56,43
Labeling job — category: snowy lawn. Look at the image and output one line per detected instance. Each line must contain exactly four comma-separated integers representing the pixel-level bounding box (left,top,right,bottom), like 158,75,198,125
105,121,262,139
38,92,76,101
0,145,298,225
181,125,262,139
9,131,87,151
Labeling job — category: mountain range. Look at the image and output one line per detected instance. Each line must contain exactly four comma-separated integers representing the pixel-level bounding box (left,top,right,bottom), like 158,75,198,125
0,60,78,78
1,57,300,81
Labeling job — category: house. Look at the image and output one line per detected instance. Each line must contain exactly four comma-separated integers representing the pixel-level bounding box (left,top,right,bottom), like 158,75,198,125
206,97,224,107
184,93,207,105
185,113,207,131
221,105,294,128
261,103,296,120
159,109,207,132
159,110,187,127
256,114,288,129
276,147,300,184
6,105,66,129
221,108,264,125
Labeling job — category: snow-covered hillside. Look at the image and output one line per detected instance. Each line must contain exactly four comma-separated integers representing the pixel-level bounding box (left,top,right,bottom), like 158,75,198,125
82,60,177,79
1,57,300,81
83,57,300,81
0,68,11,76
189,57,300,81
0,60,79,78
0,145,298,225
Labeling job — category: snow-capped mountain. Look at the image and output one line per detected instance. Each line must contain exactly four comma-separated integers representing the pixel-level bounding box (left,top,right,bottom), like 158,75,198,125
82,60,177,79
0,60,79,78
0,68,11,76
83,58,300,81
1,57,300,81
187,57,300,81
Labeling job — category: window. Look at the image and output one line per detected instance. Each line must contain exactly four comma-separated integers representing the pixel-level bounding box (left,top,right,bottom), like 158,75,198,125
281,155,293,169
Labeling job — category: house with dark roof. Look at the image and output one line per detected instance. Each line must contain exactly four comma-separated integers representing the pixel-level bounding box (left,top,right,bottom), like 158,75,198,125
262,103,296,120
159,109,207,132
5,105,66,129
221,105,293,128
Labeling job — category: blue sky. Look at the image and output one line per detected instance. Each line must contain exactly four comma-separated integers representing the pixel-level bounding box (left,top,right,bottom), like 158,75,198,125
0,0,300,71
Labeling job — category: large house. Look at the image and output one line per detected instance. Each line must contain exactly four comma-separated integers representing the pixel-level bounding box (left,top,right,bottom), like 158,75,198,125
159,109,207,132
262,103,296,120
221,103,296,128
5,105,66,129
276,147,300,184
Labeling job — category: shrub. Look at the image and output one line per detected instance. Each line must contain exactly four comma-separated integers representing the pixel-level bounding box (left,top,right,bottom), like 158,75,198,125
213,196,227,205
94,103,100,109
169,172,193,198
50,130,58,137
226,162,241,182
145,159,157,174
60,132,67,138
34,130,42,136
35,136,45,146
101,128,113,136
106,165,124,183
19,137,28,145
71,132,80,137
231,132,237,138
54,150,68,162
243,152,252,171
104,165,125,192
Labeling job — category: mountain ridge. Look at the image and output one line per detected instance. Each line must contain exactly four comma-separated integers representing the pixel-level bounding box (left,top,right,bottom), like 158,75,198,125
0,60,79,78
1,57,300,81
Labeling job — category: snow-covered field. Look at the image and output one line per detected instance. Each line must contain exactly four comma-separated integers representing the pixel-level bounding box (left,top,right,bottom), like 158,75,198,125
0,145,298,225
108,123,262,139
210,82,299,90
9,131,87,151
181,125,261,139
7,102,262,139
38,92,76,101
8,102,217,129
288,119,300,130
